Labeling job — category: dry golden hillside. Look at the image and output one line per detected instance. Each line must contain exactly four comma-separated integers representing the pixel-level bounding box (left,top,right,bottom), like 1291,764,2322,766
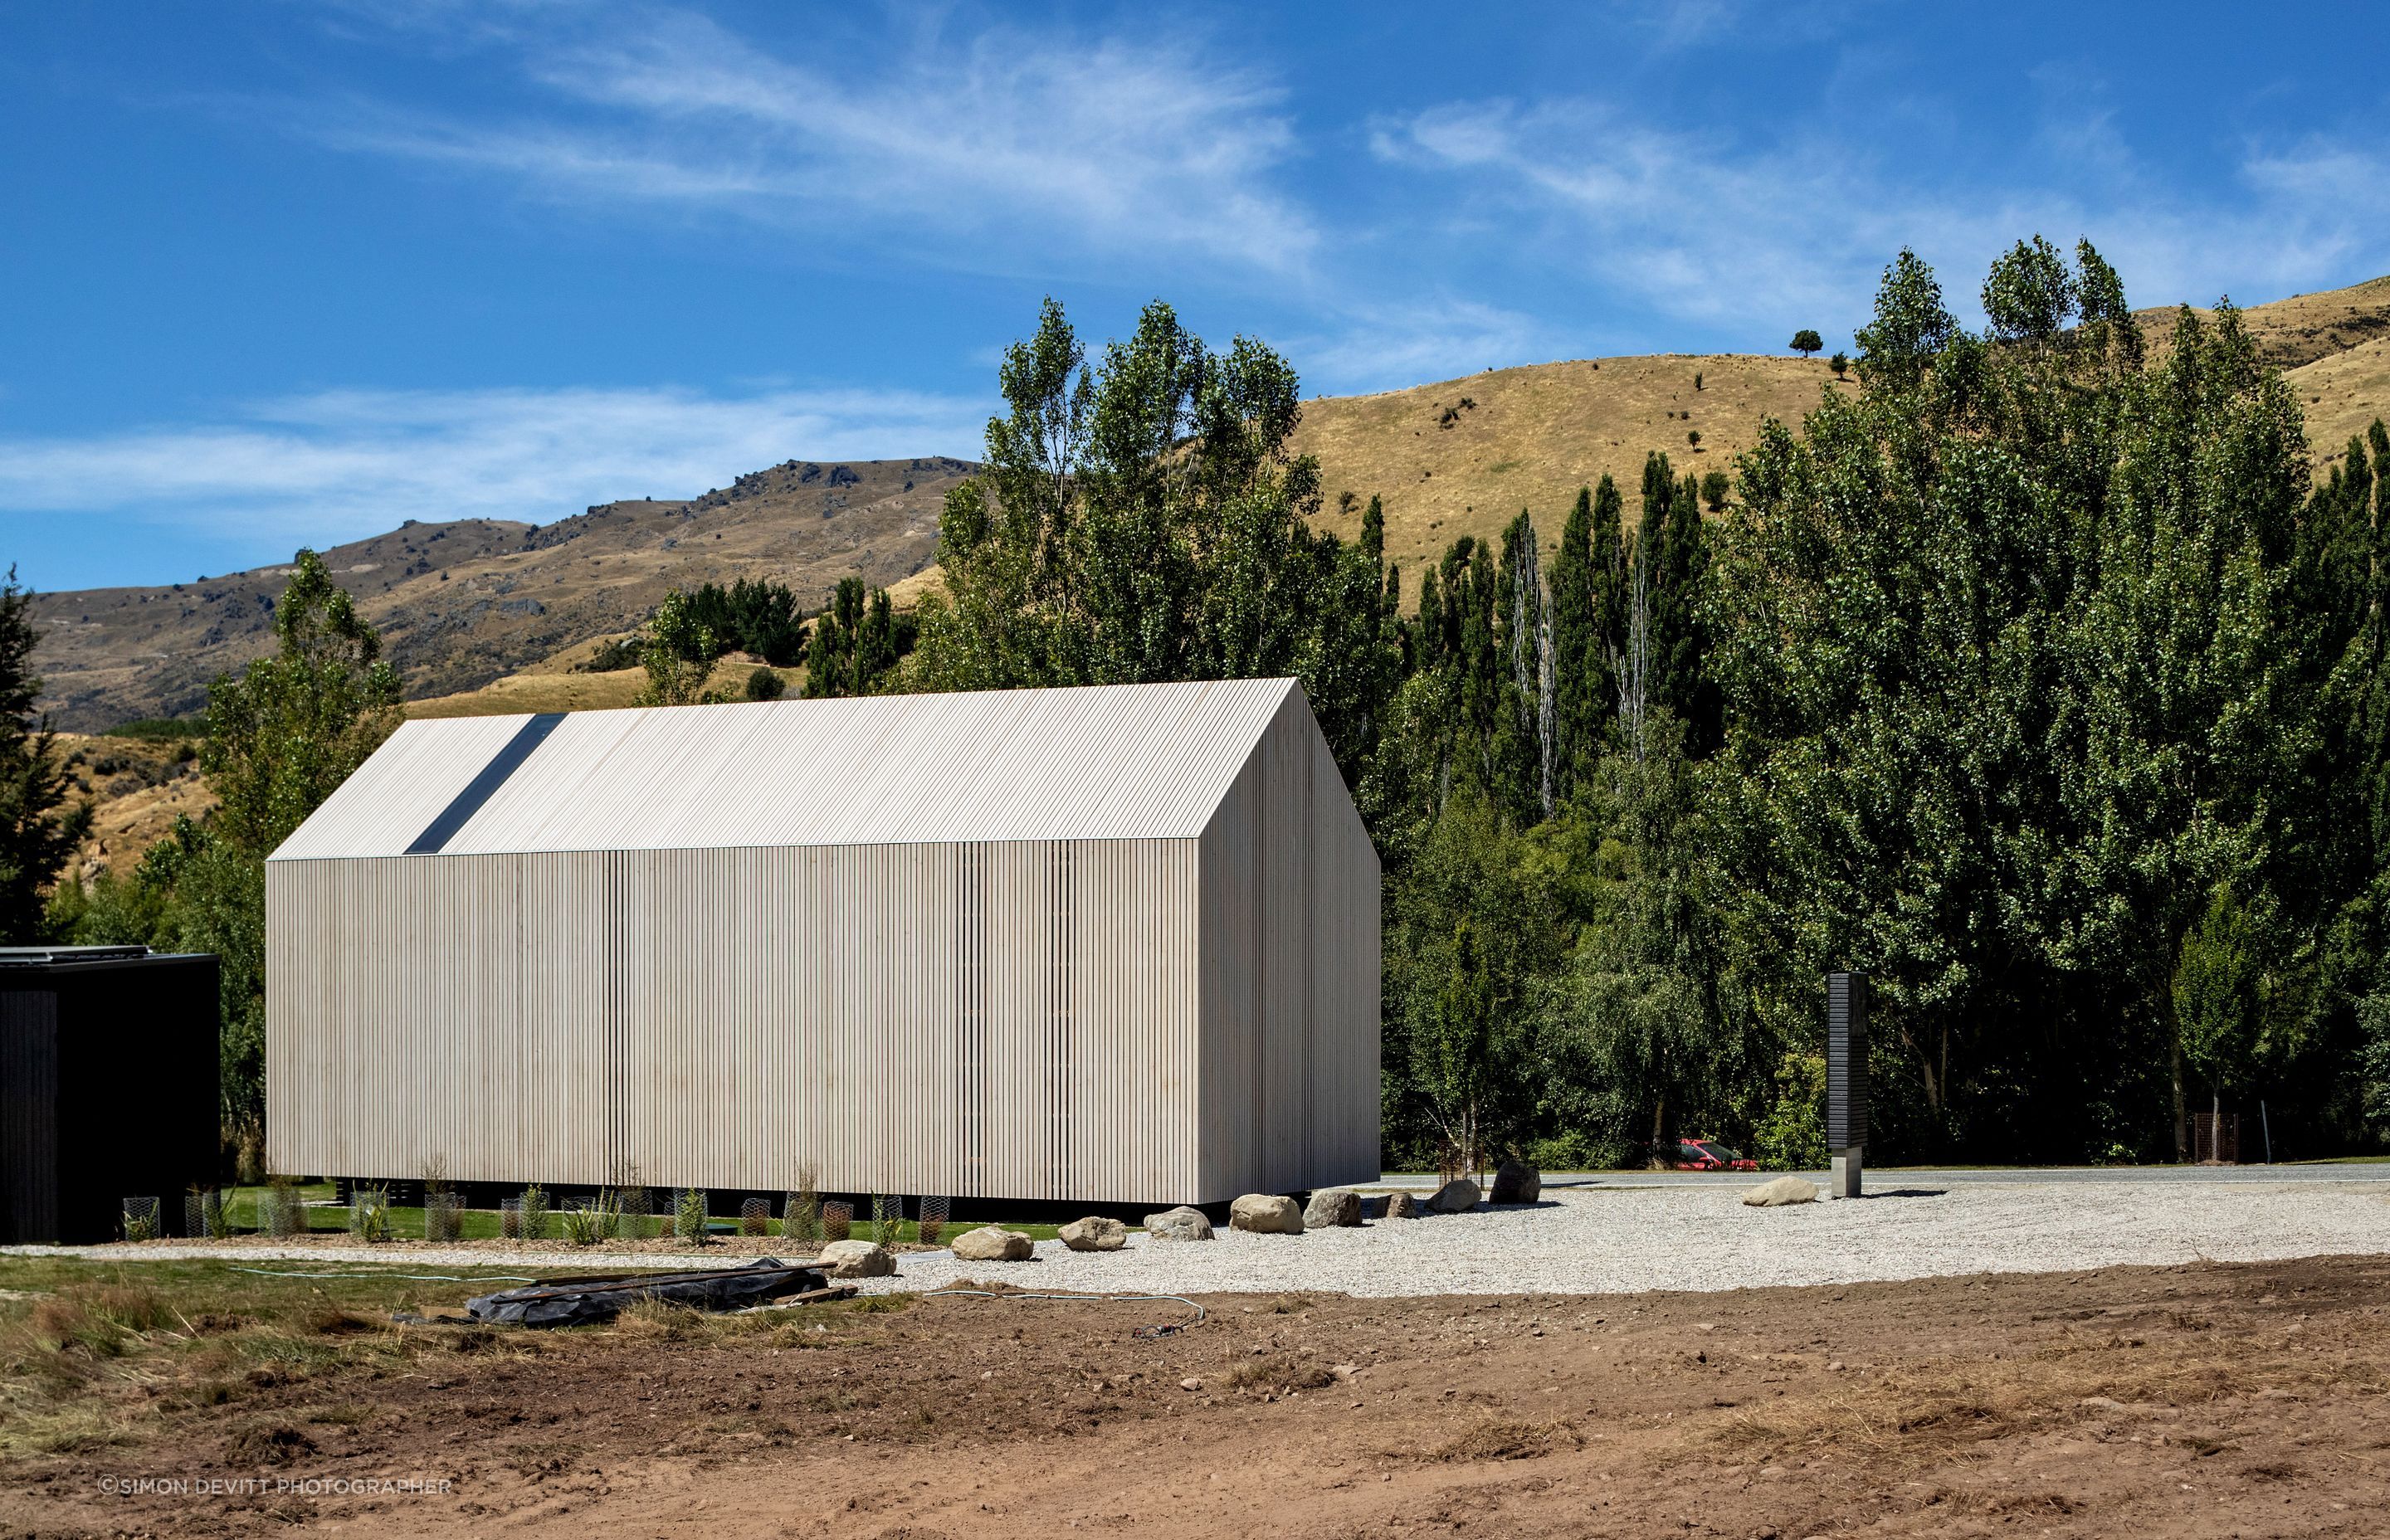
1295,353,1845,571
2142,275,2390,370
402,632,800,719
52,733,215,884
2287,337,2390,467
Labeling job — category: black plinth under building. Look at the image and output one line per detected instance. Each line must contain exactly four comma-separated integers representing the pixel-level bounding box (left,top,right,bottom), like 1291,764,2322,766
0,947,220,1244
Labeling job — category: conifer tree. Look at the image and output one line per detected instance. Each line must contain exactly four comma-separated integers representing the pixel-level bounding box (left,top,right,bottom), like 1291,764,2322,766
0,571,89,942
1548,487,1602,802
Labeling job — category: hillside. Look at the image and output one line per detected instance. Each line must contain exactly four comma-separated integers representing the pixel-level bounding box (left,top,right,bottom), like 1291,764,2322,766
1295,352,1841,573
31,274,2390,741
29,456,972,732
2289,335,2390,465
2139,274,2390,370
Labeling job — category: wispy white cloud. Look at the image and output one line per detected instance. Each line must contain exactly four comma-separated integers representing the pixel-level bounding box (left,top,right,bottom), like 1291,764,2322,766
0,384,988,550
1290,298,1548,395
1368,94,2390,342
278,7,1315,277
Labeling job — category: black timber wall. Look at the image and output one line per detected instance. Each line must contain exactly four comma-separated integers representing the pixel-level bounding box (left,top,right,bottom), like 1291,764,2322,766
0,953,220,1245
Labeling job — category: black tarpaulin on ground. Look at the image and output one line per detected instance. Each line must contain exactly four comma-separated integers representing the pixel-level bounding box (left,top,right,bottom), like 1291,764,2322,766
465,1257,831,1327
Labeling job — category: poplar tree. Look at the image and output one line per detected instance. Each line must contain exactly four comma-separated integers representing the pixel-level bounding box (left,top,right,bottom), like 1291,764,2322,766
164,550,401,1166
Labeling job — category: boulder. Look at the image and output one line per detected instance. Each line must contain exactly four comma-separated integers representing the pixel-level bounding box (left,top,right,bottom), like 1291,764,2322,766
817,1240,896,1279
1303,1188,1363,1228
1426,1178,1481,1214
1490,1160,1542,1205
1380,1191,1421,1219
1058,1216,1128,1252
1229,1193,1305,1235
1742,1176,1820,1208
949,1226,1035,1261
1144,1206,1215,1241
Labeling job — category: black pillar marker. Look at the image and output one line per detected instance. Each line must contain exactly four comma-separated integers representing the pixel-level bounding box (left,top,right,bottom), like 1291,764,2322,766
1826,972,1867,1197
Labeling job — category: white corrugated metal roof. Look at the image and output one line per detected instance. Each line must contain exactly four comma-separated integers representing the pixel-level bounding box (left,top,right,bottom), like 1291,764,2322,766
271,677,1306,860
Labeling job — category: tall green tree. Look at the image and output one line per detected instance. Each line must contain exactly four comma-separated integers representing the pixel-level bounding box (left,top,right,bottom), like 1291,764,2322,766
633,590,719,706
0,570,90,940
1711,239,2303,1160
175,550,401,1165
916,297,1395,766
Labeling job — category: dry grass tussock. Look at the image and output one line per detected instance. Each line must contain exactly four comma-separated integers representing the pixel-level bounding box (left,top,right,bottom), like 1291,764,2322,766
1427,1415,1587,1462
1224,1353,1337,1392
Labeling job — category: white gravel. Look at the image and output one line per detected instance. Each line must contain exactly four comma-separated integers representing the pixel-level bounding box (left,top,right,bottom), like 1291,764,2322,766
865,1180,2390,1299
24,1177,2390,1298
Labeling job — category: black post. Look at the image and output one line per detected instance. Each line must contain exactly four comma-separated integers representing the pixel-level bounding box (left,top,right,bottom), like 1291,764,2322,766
1826,972,1868,1198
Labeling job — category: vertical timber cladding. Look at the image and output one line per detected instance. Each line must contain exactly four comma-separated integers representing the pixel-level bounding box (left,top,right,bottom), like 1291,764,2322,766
1826,972,1870,1150
599,838,1198,1203
271,836,1206,1200
264,680,1368,1205
946,840,1197,1201
0,992,60,1243
1197,688,1383,1200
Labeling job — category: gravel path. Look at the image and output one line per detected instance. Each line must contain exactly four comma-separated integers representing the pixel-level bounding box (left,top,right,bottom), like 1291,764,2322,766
17,1177,2390,1297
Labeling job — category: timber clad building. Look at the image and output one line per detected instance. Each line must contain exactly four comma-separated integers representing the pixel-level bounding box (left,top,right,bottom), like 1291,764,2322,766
266,679,1380,1206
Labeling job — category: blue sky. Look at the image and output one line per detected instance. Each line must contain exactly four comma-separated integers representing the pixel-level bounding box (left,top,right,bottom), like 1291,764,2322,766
5,2,2388,591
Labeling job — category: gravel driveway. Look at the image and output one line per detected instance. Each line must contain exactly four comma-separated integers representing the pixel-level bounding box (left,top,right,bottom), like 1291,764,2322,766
880,1178,2390,1299
18,1177,2390,1298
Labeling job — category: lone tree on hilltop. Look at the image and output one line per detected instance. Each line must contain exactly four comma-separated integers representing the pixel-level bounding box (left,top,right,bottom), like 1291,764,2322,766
1790,329,1824,357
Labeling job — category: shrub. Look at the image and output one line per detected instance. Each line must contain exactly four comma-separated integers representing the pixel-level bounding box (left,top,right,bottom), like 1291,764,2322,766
518,1184,549,1242
1700,470,1731,511
560,1192,622,1246
120,1198,159,1243
346,1185,392,1243
421,1159,461,1242
578,636,641,673
1686,429,1702,450
264,1175,302,1237
786,1163,822,1245
676,1187,710,1245
743,666,787,702
618,1173,653,1240
871,1194,903,1248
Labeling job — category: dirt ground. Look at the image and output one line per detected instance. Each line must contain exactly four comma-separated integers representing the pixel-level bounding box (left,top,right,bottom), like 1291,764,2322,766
5,1255,2388,1538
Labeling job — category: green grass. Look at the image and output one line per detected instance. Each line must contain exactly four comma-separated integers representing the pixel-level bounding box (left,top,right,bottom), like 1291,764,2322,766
202,1186,1085,1245
100,716,203,741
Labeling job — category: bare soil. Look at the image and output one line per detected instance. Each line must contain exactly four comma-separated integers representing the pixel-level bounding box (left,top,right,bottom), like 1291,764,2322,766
4,1254,2387,1538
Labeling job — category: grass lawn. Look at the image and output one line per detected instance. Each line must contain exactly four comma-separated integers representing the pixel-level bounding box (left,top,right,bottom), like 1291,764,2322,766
208,1186,1080,1247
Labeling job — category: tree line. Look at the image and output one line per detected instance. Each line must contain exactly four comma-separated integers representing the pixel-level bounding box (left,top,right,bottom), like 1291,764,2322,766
14,234,2390,1173
904,245,2390,1169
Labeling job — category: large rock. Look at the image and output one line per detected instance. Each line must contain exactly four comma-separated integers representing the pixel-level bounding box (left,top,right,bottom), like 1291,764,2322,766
1229,1193,1305,1235
1490,1160,1542,1205
1303,1189,1363,1228
1058,1216,1128,1252
1381,1191,1421,1219
817,1240,895,1278
1426,1178,1481,1214
1742,1176,1820,1208
950,1226,1035,1261
1144,1206,1215,1241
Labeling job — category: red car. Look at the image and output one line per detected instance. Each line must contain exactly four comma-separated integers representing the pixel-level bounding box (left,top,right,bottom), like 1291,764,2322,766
1674,1138,1758,1171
